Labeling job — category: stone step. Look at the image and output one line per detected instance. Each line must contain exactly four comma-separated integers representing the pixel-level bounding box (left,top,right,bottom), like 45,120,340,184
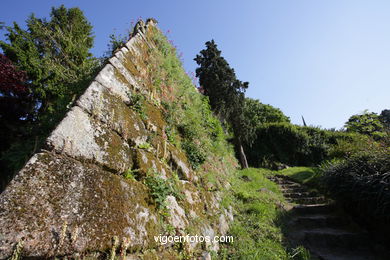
304,228,370,248
288,196,329,205
292,214,351,229
271,179,295,185
284,191,317,198
281,187,307,193
292,204,337,215
309,246,381,260
270,176,390,259
281,183,301,188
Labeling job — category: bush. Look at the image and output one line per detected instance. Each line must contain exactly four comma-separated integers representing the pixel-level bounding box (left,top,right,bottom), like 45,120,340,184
327,132,384,159
245,122,385,168
246,123,331,167
321,150,390,230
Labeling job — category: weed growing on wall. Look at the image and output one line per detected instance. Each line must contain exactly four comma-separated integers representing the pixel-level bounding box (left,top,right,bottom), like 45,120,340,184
127,92,148,120
123,168,139,181
144,170,182,210
146,26,231,169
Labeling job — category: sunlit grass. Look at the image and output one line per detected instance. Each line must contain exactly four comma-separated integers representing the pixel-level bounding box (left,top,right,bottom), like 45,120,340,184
277,167,321,187
219,168,310,260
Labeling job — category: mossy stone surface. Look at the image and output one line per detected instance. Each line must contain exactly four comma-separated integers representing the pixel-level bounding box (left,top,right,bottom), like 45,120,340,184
0,152,159,258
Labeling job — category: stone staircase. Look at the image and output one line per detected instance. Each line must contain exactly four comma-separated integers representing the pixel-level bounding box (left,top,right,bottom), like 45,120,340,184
269,174,388,260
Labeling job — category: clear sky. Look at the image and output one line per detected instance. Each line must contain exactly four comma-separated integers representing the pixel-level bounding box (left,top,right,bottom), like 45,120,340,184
1,0,389,129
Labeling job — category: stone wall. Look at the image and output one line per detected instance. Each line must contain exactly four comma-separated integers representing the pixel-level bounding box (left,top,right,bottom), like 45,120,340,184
0,20,234,259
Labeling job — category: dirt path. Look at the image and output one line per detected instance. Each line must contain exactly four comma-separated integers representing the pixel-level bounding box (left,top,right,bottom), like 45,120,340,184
269,174,388,260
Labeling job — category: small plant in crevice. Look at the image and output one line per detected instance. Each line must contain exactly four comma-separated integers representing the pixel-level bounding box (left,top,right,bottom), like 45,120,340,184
163,223,176,236
127,92,148,120
175,240,192,260
123,168,140,181
164,125,180,148
137,142,152,150
170,171,185,201
143,170,181,211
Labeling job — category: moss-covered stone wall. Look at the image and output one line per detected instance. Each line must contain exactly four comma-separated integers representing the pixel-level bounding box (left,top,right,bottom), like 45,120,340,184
0,20,237,259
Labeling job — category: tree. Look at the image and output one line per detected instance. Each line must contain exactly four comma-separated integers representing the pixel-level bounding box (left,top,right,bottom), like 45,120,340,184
0,53,32,143
0,53,34,190
345,111,386,140
0,5,98,123
379,109,390,129
242,98,290,148
244,98,290,128
0,53,28,96
0,53,32,121
194,40,249,168
0,6,98,191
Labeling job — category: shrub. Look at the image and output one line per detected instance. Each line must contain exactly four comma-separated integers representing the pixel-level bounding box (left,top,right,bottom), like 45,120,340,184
321,150,390,230
181,141,206,170
245,122,383,168
327,132,383,158
246,123,328,167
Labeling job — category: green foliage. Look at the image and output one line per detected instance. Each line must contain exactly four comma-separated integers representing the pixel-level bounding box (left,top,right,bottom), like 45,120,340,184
219,168,309,259
247,123,328,167
194,40,250,167
344,110,387,140
244,98,290,129
321,150,390,230
242,98,291,162
277,167,322,190
123,168,139,181
0,5,99,191
137,142,151,150
194,40,248,120
181,141,206,169
128,92,148,120
106,33,128,57
289,246,311,260
149,28,232,169
328,132,382,158
0,5,98,119
379,109,390,129
144,171,173,210
245,120,383,168
243,107,389,169
144,170,182,211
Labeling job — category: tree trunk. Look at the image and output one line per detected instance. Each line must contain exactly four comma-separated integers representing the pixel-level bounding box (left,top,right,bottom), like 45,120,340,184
235,138,248,169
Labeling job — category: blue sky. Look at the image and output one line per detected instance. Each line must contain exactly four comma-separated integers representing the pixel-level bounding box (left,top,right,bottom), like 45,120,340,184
1,0,389,129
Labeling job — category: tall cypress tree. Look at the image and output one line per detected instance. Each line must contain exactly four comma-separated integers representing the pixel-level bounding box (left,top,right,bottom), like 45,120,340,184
194,40,249,168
